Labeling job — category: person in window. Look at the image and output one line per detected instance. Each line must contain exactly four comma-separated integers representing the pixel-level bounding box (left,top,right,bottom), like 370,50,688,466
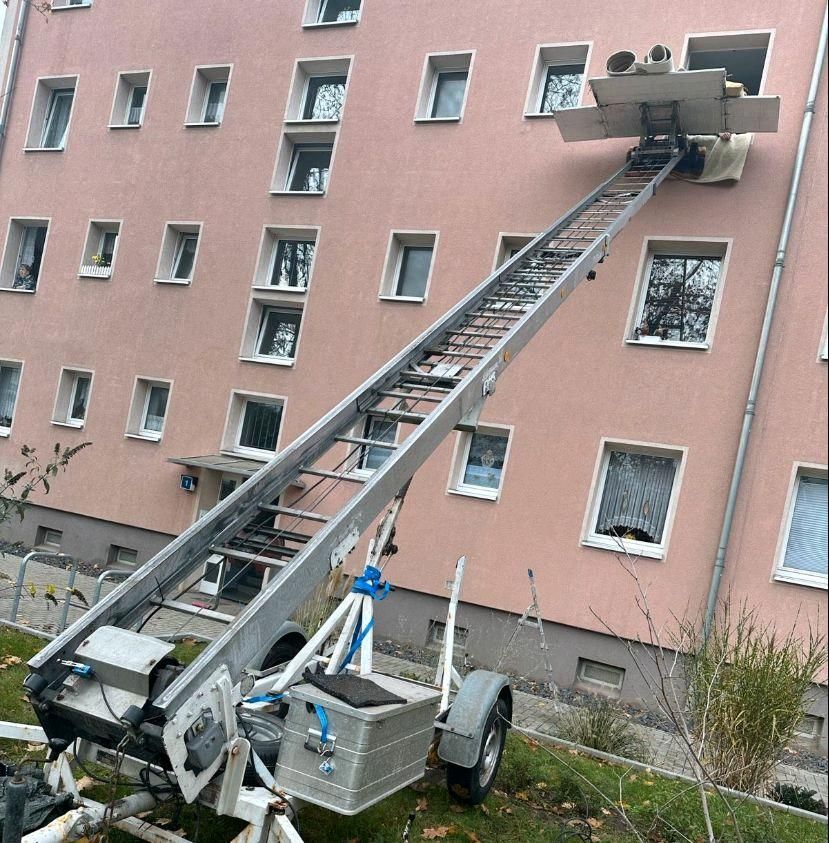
12,263,36,291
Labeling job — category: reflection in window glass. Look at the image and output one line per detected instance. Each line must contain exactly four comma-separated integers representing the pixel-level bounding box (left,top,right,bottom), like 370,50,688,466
461,432,507,491
540,63,584,112
431,71,468,119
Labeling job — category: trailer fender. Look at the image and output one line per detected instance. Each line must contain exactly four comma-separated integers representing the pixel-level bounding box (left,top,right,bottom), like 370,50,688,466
437,670,512,768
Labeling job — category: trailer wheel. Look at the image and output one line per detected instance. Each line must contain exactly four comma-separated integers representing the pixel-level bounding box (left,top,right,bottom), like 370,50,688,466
237,710,284,785
446,697,508,805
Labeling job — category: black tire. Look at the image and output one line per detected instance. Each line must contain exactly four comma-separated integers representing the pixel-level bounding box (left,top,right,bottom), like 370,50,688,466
261,635,305,671
236,709,284,785
446,697,508,805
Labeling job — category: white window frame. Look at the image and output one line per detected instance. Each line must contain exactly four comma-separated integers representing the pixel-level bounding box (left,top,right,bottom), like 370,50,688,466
24,77,79,152
52,367,94,428
524,42,592,117
772,463,828,590
0,359,23,436
576,658,625,693
171,233,199,280
222,390,287,460
302,0,362,28
252,305,303,364
378,230,439,303
491,232,540,272
0,216,51,293
581,438,688,560
108,70,152,129
286,143,333,193
125,377,172,442
184,65,233,127
252,225,320,291
819,313,828,362
51,0,92,9
348,415,399,478
414,51,475,123
285,57,353,124
155,222,203,285
111,545,139,567
447,423,513,502
35,527,63,551
78,219,122,279
270,131,338,196
624,237,731,351
680,29,774,96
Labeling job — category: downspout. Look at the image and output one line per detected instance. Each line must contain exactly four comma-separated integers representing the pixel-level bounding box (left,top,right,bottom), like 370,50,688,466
0,0,32,165
703,5,829,637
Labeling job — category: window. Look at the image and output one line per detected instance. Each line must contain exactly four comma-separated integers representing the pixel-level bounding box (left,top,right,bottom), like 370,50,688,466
79,220,121,278
628,239,729,348
109,545,139,568
53,368,93,427
228,396,284,456
353,416,397,474
684,32,771,96
584,442,685,559
155,223,202,284
493,234,537,270
185,65,232,126
303,0,361,25
379,231,437,301
775,470,828,589
0,362,22,434
255,307,302,361
449,425,511,501
286,58,352,124
288,143,333,192
51,0,91,8
25,77,77,150
252,226,319,290
794,715,824,741
525,44,590,116
126,378,172,441
304,75,347,120
1,219,49,292
416,52,474,122
35,527,62,552
427,620,469,650
109,71,151,128
576,658,625,694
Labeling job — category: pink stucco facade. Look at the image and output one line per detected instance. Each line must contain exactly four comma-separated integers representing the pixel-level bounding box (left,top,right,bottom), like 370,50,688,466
0,1,826,722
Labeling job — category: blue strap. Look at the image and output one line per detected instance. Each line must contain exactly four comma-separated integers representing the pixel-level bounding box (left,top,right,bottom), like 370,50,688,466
351,565,390,601
337,617,375,673
313,703,329,745
243,693,283,704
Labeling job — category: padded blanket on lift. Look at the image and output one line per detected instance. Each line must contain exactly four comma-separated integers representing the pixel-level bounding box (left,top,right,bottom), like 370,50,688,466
303,668,408,707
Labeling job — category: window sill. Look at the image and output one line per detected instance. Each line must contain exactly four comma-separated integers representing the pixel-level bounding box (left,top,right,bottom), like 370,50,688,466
0,287,36,294
51,2,92,9
125,432,162,443
108,123,142,130
220,448,272,462
238,356,296,368
524,112,558,119
447,487,499,502
23,146,65,153
625,338,710,351
78,270,112,280
0,430,10,438
154,278,192,286
251,285,307,295
183,121,222,128
302,19,359,29
581,536,665,560
51,420,85,429
283,118,340,127
269,189,326,197
773,570,828,590
414,116,462,124
378,294,425,304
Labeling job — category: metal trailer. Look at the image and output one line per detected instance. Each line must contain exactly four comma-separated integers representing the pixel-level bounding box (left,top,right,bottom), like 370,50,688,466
0,69,778,843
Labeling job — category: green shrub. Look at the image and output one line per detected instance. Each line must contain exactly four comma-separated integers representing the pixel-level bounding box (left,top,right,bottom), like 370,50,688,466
768,783,827,815
555,699,650,762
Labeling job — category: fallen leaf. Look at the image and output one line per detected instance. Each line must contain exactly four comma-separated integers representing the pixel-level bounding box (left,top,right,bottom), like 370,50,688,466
536,781,548,790
409,781,430,793
601,807,612,816
479,804,490,816
421,827,452,840
515,790,529,801
465,833,480,843
5,656,22,665
628,773,638,782
560,801,576,810
449,804,466,814
0,665,8,670
586,817,603,829
416,797,428,813
498,806,513,816
76,776,94,791
26,743,42,751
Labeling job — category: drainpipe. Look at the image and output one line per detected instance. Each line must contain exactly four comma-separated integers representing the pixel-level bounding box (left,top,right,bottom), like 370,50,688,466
0,0,32,165
703,5,829,637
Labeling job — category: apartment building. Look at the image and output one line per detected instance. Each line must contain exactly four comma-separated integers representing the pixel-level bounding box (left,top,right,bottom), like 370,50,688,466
0,0,826,747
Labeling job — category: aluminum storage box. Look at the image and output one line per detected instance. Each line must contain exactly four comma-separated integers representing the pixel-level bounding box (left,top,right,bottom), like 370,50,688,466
274,672,441,814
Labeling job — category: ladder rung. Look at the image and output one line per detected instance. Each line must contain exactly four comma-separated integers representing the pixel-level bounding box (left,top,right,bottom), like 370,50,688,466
155,599,235,624
242,525,313,544
442,340,492,351
366,408,430,424
376,390,443,403
209,547,289,566
335,434,402,448
448,329,506,340
426,348,486,359
396,379,456,393
468,309,523,319
258,504,330,523
299,467,368,483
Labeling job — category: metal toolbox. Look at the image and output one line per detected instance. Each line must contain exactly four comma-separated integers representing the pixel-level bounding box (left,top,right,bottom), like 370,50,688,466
274,673,441,815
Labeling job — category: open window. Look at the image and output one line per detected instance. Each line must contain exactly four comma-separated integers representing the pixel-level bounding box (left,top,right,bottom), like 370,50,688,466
1,218,49,293
379,231,437,302
126,378,172,441
0,361,22,435
240,302,304,366
110,70,151,128
774,467,827,589
583,441,685,559
79,220,121,278
52,368,93,428
683,31,772,95
286,58,351,123
223,392,285,459
303,0,361,26
155,223,202,284
185,65,232,126
627,239,729,349
25,77,77,151
415,52,474,122
448,425,512,501
525,43,590,116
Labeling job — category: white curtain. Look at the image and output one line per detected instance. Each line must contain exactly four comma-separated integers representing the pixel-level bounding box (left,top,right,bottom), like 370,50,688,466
0,366,21,427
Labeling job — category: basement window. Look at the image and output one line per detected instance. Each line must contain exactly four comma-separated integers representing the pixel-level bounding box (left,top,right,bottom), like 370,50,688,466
35,527,63,552
427,619,469,650
576,658,625,695
1,218,49,292
684,32,771,95
526,43,590,116
774,470,828,589
109,545,139,568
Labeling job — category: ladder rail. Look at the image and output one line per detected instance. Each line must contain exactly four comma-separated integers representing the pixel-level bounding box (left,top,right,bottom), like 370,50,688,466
31,154,683,714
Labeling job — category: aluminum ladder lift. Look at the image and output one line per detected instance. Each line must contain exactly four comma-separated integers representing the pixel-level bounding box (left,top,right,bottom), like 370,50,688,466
28,142,684,745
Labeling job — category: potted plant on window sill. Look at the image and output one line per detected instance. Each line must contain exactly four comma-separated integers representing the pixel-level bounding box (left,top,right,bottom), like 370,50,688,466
80,253,112,278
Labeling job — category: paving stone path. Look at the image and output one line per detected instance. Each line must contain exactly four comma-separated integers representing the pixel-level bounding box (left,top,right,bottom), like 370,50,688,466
1,554,826,804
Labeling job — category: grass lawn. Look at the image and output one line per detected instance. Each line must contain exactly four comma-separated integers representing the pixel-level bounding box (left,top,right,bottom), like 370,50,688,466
1,628,826,842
